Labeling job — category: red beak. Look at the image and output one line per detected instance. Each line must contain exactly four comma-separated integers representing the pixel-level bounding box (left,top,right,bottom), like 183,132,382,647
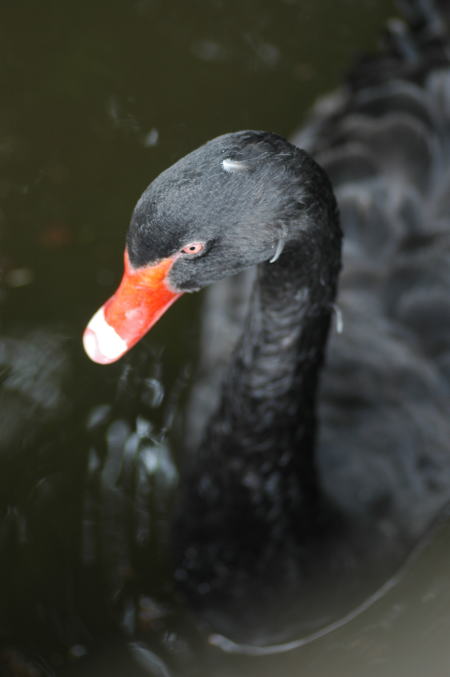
83,250,182,364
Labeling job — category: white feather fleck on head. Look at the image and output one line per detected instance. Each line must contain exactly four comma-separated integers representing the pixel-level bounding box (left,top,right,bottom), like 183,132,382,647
222,158,249,173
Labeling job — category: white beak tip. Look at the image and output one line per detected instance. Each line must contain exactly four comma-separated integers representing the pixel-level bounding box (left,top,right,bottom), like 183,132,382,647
82,307,129,364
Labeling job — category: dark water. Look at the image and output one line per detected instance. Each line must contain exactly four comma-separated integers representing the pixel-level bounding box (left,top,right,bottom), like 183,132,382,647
4,1,449,675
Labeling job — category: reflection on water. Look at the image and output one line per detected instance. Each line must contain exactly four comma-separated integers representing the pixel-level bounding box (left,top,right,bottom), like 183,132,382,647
3,0,450,675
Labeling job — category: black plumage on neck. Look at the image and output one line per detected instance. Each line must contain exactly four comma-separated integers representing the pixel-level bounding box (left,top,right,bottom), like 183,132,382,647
172,152,342,630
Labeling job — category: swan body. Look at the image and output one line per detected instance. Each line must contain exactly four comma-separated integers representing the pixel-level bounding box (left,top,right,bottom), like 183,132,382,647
84,0,450,644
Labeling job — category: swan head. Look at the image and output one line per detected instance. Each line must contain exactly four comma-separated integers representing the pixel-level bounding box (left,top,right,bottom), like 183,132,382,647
83,130,336,364
127,130,312,288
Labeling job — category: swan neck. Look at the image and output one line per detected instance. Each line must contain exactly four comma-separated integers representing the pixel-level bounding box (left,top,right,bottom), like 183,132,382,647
203,205,341,470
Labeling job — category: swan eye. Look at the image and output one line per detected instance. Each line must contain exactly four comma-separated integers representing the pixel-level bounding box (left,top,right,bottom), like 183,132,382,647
180,242,205,256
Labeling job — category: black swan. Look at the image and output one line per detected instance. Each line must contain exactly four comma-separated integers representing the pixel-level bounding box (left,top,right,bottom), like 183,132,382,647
83,0,450,646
